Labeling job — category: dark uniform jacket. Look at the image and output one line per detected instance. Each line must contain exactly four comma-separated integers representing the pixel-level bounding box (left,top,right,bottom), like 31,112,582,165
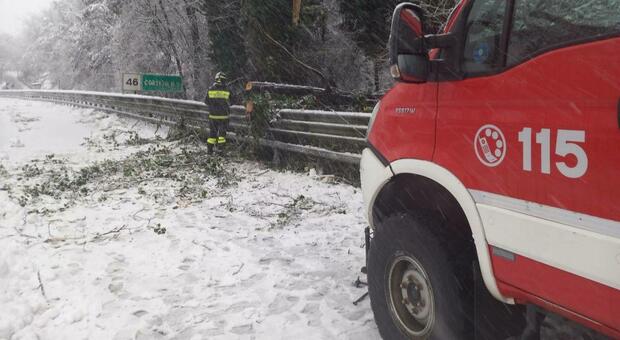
204,82,231,120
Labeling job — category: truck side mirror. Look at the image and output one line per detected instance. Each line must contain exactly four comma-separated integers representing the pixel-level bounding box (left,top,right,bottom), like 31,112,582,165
389,3,429,83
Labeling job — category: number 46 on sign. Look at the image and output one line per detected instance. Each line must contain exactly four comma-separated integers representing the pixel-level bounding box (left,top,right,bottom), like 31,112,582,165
123,73,142,91
123,73,141,92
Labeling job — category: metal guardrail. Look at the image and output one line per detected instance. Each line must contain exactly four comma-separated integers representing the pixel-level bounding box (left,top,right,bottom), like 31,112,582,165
0,90,369,164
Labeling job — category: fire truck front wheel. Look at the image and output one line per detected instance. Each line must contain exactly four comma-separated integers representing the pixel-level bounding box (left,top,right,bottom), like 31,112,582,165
368,213,473,340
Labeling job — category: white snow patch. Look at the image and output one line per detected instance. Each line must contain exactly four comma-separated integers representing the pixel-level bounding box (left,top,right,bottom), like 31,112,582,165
0,98,378,339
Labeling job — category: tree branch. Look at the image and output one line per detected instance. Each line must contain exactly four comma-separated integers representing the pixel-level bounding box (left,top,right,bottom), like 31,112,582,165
254,21,335,90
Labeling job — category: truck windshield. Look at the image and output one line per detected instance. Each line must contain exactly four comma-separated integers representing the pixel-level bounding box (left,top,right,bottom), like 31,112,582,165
508,0,620,65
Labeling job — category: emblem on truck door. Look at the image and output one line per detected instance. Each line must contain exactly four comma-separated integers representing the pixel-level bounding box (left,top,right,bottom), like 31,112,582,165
475,125,506,167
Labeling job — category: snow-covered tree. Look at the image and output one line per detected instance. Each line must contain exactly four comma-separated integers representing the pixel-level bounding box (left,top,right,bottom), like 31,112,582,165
15,0,444,96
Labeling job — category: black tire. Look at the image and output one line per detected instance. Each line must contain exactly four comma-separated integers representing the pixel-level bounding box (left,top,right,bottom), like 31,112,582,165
368,213,474,340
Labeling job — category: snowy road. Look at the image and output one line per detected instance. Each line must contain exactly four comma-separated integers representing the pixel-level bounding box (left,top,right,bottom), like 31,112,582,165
0,98,379,339
0,100,99,163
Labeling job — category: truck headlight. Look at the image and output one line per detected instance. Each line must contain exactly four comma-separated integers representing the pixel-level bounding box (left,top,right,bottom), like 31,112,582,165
367,101,381,139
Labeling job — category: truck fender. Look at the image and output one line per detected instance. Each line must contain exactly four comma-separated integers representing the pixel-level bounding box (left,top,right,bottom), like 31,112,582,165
361,149,513,304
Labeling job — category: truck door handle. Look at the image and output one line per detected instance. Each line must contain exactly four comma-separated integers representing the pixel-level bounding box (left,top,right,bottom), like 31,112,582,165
617,98,620,129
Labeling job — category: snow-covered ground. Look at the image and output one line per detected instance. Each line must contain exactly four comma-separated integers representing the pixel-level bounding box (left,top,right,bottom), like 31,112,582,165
0,98,609,340
0,98,378,339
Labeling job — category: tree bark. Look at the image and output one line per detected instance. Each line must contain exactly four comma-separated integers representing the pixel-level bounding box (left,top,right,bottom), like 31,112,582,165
246,81,325,96
184,0,203,99
156,0,188,98
292,0,302,25
373,59,380,92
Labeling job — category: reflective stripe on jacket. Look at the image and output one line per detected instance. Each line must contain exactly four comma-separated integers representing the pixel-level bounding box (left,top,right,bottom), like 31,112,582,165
204,82,231,119
208,90,230,100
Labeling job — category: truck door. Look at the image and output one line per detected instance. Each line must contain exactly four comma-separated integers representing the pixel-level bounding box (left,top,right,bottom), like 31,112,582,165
433,0,620,331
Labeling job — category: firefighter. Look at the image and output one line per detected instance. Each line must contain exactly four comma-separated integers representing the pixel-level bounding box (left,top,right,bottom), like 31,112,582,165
204,72,231,154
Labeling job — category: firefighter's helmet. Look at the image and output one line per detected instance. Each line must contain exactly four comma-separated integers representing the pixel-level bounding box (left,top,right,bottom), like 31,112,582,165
215,72,227,83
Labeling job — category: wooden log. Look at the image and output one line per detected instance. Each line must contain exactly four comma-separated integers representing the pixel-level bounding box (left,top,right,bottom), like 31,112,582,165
245,81,325,96
292,0,302,25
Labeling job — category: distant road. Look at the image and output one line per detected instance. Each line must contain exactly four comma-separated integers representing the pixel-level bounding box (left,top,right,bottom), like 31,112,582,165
1,71,29,89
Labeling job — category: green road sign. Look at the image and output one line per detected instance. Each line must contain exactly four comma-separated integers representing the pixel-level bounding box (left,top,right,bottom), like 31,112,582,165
141,74,183,93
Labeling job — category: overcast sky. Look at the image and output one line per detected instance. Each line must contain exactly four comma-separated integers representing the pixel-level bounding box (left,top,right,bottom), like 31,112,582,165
0,0,55,36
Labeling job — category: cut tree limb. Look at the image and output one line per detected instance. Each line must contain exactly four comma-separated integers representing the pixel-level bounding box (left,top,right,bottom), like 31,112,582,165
292,0,302,25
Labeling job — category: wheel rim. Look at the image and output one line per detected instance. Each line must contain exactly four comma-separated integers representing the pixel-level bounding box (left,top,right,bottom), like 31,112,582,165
387,255,435,337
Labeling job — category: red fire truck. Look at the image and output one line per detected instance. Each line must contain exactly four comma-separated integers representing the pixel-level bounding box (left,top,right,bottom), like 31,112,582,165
360,1,619,339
